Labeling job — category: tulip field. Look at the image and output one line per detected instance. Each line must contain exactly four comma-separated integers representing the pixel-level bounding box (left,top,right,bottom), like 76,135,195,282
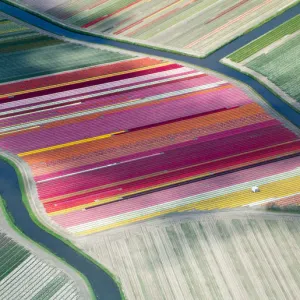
0,228,82,299
1,19,300,237
79,211,300,300
11,0,298,56
225,15,300,108
2,5,300,300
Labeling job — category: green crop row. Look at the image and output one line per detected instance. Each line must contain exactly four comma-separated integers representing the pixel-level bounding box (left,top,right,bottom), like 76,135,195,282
0,42,131,83
0,35,62,53
0,233,30,280
134,0,215,40
31,274,69,300
0,19,30,36
229,15,300,63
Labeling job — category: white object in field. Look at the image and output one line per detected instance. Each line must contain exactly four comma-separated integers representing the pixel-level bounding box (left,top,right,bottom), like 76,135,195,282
251,186,260,193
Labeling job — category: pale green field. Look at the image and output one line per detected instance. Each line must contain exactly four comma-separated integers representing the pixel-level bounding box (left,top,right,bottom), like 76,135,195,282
0,19,132,83
247,34,300,102
0,42,131,83
228,15,300,63
80,212,300,300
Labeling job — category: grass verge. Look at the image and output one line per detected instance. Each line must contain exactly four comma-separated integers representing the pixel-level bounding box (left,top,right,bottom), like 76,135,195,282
220,60,300,119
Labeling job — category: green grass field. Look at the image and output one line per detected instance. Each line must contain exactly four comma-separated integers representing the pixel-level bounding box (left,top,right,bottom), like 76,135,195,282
228,15,300,63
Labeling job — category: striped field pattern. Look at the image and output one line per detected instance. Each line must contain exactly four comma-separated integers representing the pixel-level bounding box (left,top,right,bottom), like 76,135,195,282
11,0,298,56
1,20,300,236
228,15,300,63
226,15,300,105
82,212,300,300
1,53,300,235
0,229,81,299
0,19,132,83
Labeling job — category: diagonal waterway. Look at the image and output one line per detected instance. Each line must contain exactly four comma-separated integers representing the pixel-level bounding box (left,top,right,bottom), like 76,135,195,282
0,1,299,300
0,1,299,125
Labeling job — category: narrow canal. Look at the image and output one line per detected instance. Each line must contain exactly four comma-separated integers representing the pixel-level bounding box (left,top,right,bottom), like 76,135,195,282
0,158,122,299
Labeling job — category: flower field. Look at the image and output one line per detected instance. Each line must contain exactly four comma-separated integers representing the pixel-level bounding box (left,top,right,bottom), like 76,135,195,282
1,19,300,236
224,15,300,109
0,225,82,299
79,211,300,300
12,0,297,56
1,55,300,235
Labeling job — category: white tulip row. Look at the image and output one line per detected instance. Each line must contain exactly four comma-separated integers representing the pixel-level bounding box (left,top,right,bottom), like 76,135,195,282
1,66,194,112
1,79,225,133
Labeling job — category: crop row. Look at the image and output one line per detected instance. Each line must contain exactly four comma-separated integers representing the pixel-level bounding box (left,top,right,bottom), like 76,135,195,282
229,15,300,63
52,169,300,235
2,60,300,234
0,20,132,84
0,42,131,83
51,157,300,227
0,20,32,38
83,215,300,300
0,231,81,299
37,120,295,201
